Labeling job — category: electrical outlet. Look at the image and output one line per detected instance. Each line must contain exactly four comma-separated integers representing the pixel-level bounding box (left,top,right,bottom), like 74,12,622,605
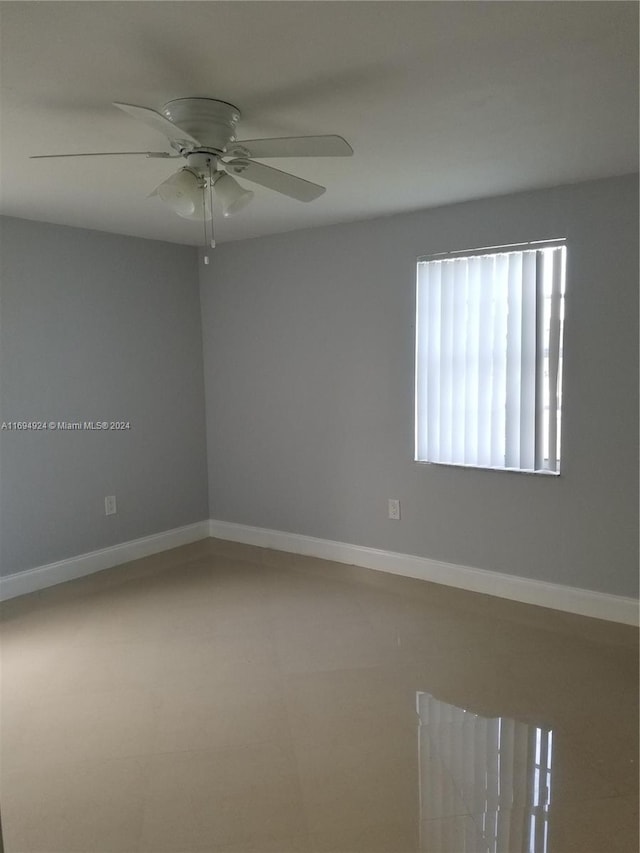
388,498,400,520
104,495,117,516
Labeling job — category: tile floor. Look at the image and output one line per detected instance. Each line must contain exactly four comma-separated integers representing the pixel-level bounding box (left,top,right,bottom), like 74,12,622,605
0,537,637,852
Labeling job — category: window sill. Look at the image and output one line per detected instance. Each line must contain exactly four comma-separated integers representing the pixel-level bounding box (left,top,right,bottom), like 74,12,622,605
414,460,560,476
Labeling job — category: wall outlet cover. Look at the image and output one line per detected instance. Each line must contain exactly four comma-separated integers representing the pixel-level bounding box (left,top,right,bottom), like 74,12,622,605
388,498,400,520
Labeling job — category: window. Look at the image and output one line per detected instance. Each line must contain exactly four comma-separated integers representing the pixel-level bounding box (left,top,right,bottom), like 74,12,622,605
415,240,566,474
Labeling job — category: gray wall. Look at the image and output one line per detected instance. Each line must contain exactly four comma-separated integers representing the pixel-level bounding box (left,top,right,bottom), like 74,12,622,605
200,175,639,599
0,217,208,575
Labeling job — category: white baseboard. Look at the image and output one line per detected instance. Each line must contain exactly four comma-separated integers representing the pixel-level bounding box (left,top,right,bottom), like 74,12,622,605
3,517,636,626
0,521,210,601
209,519,639,626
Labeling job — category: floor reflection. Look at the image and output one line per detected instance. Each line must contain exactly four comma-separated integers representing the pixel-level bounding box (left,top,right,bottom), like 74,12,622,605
418,692,552,852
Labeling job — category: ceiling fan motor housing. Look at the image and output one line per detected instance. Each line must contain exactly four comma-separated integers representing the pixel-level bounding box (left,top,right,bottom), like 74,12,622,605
161,98,241,153
185,152,217,176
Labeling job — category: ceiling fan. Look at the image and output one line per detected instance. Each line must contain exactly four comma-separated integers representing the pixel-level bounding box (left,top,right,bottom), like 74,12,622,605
30,98,354,224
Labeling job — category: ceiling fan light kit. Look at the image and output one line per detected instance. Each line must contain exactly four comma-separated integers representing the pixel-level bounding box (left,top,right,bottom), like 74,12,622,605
157,168,207,220
212,173,254,218
30,97,353,254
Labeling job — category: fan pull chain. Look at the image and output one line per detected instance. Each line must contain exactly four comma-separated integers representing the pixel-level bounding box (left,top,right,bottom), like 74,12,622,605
208,164,216,249
202,182,209,264
202,162,217,265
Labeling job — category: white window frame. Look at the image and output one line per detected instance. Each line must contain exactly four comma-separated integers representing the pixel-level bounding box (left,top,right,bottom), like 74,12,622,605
414,239,567,475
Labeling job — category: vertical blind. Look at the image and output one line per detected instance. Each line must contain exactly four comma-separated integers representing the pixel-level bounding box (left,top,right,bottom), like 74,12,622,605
415,243,566,473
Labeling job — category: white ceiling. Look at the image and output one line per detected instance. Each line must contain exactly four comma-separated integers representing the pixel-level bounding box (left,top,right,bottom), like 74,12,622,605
1,1,637,246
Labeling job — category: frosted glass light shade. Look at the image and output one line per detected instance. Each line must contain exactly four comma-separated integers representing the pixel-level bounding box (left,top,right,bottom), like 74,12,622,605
180,192,211,221
214,173,254,217
157,169,205,219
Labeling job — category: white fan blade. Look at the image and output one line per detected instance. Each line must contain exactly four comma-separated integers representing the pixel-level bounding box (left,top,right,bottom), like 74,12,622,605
227,135,353,159
113,102,201,146
29,151,176,159
224,159,325,202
